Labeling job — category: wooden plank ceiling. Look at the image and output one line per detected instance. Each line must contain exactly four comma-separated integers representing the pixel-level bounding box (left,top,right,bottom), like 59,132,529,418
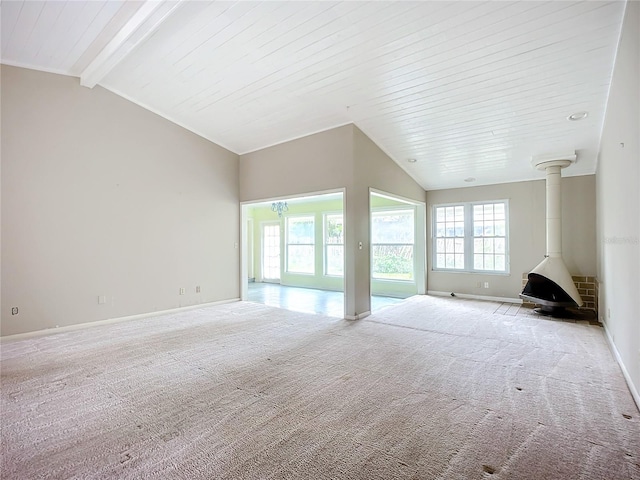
1,1,626,190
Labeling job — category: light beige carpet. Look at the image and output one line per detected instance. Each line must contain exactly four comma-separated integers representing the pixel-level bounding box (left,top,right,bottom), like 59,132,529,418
1,296,638,479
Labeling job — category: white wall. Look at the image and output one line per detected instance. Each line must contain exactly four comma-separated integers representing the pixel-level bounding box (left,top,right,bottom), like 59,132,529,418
596,1,639,402
1,66,240,336
426,175,596,299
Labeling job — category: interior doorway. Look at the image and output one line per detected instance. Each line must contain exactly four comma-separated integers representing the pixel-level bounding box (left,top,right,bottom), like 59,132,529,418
241,190,345,316
370,189,426,311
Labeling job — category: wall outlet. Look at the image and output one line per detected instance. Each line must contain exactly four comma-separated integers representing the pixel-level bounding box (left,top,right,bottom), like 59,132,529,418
195,286,201,293
483,282,489,289
98,295,107,304
179,288,185,295
476,281,482,288
11,307,18,315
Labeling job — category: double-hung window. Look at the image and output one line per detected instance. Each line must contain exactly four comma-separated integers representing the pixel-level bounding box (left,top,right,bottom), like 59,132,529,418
286,216,315,274
324,213,344,276
433,201,509,273
371,208,415,281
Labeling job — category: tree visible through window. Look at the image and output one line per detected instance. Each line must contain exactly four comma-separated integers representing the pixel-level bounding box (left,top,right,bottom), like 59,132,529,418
371,209,415,281
286,216,315,274
324,214,344,276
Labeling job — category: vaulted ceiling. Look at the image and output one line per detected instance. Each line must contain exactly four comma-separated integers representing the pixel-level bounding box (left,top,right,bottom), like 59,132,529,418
1,1,626,190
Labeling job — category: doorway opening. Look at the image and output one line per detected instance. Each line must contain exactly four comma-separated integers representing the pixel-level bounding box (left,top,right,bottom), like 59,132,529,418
241,190,346,317
370,189,426,311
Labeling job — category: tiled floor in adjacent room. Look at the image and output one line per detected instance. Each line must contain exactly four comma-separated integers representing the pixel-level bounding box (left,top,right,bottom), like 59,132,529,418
247,282,405,317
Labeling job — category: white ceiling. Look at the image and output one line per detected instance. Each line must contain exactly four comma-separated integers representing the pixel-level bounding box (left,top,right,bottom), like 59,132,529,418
1,0,626,190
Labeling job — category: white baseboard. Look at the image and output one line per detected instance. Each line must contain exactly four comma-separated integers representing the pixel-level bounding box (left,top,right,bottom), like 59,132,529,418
602,321,640,411
345,311,371,321
427,290,522,304
1,298,241,343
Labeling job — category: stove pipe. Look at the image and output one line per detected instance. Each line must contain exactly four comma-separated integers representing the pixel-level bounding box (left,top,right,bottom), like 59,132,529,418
520,153,583,312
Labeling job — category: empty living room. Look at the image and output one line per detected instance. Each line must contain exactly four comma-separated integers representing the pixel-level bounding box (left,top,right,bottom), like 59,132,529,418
1,1,638,479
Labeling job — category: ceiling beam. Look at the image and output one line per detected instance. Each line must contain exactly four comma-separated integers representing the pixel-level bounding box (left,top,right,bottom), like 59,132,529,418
80,0,183,89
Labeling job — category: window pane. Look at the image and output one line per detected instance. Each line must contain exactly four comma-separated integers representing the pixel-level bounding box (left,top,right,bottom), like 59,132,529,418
484,255,494,270
495,220,505,236
474,222,483,236
495,255,506,271
436,253,445,268
436,225,445,237
483,222,494,236
454,224,464,236
495,238,505,254
446,222,455,237
287,217,314,244
446,207,454,220
372,245,413,280
454,238,464,253
455,206,464,221
325,214,343,244
473,205,483,219
372,210,414,244
455,254,464,269
287,245,314,273
474,254,483,269
494,203,505,219
326,245,343,276
445,238,454,252
446,254,455,268
474,238,483,253
436,207,445,222
484,204,493,219
483,238,494,254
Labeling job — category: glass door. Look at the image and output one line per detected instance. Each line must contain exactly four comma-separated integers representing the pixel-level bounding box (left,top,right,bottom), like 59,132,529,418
262,223,281,282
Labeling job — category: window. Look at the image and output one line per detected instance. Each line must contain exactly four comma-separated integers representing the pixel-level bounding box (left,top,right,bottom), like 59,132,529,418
433,201,509,273
324,213,344,276
286,216,315,274
371,209,415,281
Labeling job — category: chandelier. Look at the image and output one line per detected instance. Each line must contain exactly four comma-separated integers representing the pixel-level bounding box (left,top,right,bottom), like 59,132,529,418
271,201,288,217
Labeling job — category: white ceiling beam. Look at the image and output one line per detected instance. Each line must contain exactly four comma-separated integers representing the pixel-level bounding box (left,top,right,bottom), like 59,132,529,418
80,0,183,89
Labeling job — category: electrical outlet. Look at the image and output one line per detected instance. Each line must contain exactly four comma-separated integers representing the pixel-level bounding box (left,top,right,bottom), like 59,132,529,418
98,296,107,304
484,282,489,289
179,288,185,295
195,286,201,293
11,307,18,315
476,281,482,288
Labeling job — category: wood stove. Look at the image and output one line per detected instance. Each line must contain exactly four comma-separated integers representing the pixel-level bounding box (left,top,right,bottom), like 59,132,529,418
520,153,583,315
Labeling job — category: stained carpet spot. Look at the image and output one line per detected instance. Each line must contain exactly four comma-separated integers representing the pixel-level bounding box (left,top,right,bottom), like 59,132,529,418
482,464,496,474
622,414,632,419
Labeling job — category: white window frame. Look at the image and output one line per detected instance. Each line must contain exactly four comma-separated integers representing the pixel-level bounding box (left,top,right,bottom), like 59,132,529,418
285,215,315,275
432,200,509,274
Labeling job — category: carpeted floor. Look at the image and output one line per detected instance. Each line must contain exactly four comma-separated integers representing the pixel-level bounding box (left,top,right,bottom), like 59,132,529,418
1,296,638,479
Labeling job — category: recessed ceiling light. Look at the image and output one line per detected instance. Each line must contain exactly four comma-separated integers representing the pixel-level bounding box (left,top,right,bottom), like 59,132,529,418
464,177,476,183
567,111,588,121
407,158,417,163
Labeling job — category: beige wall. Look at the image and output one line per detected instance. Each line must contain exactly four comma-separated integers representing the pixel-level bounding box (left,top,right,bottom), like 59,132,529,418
1,66,240,336
240,124,426,317
239,125,354,202
596,1,639,401
426,175,596,299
